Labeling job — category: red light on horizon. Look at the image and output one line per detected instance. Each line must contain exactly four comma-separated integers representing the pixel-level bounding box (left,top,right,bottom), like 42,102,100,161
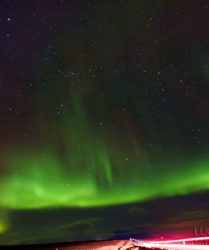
131,236,209,249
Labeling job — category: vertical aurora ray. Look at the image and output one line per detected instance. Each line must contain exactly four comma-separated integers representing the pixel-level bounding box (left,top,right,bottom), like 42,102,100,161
1,151,209,209
1,95,209,209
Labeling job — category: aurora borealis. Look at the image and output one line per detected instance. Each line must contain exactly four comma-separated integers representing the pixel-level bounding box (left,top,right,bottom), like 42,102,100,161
1,0,209,246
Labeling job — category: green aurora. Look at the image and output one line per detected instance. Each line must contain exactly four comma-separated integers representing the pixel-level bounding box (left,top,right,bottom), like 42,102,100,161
0,97,209,211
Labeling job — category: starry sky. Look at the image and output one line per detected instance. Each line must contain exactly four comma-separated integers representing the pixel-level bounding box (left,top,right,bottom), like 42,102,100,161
1,0,209,246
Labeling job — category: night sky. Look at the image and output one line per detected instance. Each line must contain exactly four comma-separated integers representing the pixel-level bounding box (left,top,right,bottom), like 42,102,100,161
1,0,209,246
